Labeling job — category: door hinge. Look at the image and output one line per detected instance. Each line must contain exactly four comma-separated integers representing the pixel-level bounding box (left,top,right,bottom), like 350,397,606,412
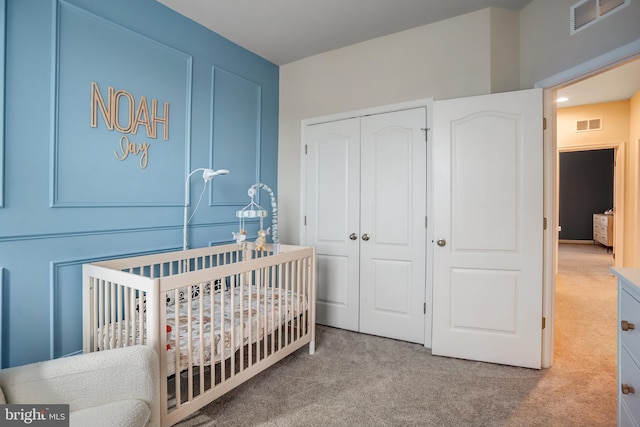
425,216,428,228
543,217,547,230
543,117,547,130
305,144,308,155
542,316,546,329
304,215,307,226
423,302,426,314
421,128,430,142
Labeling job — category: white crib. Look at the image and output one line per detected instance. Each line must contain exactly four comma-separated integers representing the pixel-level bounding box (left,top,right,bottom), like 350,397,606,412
82,243,316,427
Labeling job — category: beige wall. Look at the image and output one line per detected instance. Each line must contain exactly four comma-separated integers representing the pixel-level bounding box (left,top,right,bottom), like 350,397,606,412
630,91,640,265
557,101,630,149
632,91,640,140
279,8,519,244
490,8,520,93
520,0,640,88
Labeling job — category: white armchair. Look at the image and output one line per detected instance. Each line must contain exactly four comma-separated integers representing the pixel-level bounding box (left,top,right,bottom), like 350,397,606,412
0,345,159,427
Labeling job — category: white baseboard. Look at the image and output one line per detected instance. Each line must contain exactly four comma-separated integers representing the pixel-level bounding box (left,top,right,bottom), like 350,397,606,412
559,239,594,245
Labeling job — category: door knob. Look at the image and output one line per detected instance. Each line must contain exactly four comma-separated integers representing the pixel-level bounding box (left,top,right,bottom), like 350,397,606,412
622,320,635,331
349,233,358,241
437,238,446,247
362,234,370,241
622,383,635,395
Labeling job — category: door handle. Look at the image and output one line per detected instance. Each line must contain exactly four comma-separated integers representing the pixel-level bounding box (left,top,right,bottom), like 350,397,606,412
362,234,370,241
622,383,635,395
349,233,358,241
437,238,446,247
622,320,635,331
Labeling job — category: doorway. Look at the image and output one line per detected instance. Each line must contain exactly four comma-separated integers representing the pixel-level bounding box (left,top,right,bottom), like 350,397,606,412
558,147,617,253
539,47,640,367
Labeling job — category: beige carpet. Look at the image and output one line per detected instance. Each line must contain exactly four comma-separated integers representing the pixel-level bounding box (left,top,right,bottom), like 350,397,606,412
174,243,617,426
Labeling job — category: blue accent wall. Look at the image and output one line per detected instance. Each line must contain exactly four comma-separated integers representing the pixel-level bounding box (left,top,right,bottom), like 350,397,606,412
0,0,279,368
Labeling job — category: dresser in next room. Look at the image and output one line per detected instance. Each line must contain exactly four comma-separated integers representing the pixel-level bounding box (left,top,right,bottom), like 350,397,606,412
594,213,614,249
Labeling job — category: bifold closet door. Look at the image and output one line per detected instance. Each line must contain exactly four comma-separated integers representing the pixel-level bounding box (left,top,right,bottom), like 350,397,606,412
358,108,426,344
305,118,361,331
305,108,427,344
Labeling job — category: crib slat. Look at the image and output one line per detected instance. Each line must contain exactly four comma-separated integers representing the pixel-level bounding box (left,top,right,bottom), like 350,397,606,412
288,262,293,343
297,259,302,340
111,281,116,348
262,267,267,362
282,262,287,352
292,261,297,341
138,288,145,346
95,279,101,352
123,288,130,346
115,284,122,347
96,281,100,351
240,272,245,374
106,282,113,348
248,270,253,369
288,261,292,347
173,287,181,409
284,262,290,348
267,265,272,356
101,281,108,348
187,284,194,402
281,263,285,350
230,274,236,378
198,284,205,397
100,281,106,349
220,277,226,383
272,267,277,354
130,287,137,346
293,260,298,340
256,267,262,364
209,282,215,388
303,257,308,337
299,261,302,339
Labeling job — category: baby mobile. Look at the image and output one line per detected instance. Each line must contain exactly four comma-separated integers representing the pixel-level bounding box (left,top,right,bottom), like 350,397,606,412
234,183,280,254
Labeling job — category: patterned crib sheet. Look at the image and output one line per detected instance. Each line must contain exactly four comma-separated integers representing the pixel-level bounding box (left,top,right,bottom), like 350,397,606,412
97,284,308,377
167,284,308,375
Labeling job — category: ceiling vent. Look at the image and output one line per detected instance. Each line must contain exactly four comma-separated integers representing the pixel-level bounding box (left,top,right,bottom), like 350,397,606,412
576,118,602,132
571,0,629,34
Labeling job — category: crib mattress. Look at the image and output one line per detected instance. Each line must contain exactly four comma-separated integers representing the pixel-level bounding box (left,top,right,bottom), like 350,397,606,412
97,285,308,376
166,284,308,375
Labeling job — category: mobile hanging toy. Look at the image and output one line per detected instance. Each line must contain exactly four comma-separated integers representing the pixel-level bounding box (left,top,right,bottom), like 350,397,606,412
235,183,280,253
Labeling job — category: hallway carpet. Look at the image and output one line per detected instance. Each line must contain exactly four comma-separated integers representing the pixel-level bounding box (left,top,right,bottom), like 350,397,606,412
175,243,617,426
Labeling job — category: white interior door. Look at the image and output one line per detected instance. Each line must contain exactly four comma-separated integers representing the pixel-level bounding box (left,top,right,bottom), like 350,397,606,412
359,108,426,344
305,118,361,331
432,89,543,369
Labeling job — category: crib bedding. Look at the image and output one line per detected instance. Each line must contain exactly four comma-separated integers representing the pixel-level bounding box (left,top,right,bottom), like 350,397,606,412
98,284,309,376
167,284,308,375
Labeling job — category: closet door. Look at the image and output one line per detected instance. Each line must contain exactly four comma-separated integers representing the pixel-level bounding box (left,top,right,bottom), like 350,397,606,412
305,118,361,331
359,108,427,344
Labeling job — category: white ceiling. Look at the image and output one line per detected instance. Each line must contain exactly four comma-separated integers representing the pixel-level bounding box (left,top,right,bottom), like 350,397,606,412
157,0,532,66
157,0,640,107
556,58,640,108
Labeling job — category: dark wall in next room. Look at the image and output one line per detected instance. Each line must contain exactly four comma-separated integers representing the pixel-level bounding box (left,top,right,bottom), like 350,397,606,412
559,149,614,241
